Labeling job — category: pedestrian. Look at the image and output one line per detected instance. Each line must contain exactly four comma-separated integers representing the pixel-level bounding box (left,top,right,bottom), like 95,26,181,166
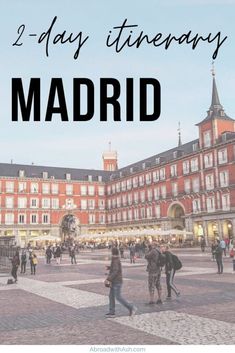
119,243,124,259
215,240,223,274
211,241,217,262
20,249,27,273
45,246,53,264
55,244,62,264
229,247,235,273
145,242,163,305
70,246,77,264
220,238,226,256
11,250,20,283
31,252,38,275
29,249,34,275
161,245,180,300
129,243,136,264
200,237,206,252
105,247,137,318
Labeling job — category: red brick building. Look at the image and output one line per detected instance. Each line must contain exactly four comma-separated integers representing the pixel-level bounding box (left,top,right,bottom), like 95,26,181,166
0,73,234,246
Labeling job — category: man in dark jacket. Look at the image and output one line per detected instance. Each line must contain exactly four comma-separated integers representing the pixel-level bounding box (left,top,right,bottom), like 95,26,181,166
105,247,137,317
215,240,223,274
161,245,180,299
145,242,162,305
11,251,20,283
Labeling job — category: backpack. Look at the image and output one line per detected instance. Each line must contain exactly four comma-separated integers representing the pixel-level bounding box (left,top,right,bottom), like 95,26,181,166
156,250,166,268
172,254,182,270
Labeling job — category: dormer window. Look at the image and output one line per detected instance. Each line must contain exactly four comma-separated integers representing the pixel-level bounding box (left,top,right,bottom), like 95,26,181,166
203,131,211,148
42,172,48,179
19,170,25,178
88,175,92,182
66,173,71,181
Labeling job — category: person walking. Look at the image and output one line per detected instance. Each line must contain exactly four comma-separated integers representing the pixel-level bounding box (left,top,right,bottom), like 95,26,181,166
45,246,53,264
215,240,223,274
20,249,27,273
145,242,163,305
200,237,206,252
70,245,77,264
129,243,136,264
161,245,180,299
211,241,217,262
31,252,38,275
220,238,226,256
55,244,62,265
29,249,34,275
105,247,137,318
11,251,20,283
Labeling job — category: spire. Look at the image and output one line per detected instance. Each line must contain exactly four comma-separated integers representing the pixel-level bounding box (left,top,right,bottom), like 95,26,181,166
210,62,222,110
177,122,182,147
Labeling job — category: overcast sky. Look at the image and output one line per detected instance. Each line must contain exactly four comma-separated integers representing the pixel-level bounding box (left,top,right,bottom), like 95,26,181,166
0,0,234,170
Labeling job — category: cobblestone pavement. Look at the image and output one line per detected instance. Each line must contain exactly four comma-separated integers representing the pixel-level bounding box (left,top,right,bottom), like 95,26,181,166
0,248,234,345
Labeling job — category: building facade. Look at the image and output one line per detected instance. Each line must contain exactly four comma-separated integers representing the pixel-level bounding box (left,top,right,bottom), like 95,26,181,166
0,73,235,246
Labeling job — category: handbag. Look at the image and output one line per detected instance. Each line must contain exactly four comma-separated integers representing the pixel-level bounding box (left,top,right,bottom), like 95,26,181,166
104,279,112,288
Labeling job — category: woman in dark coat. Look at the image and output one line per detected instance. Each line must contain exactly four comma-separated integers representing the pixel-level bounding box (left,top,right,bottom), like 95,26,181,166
105,247,137,317
11,251,20,283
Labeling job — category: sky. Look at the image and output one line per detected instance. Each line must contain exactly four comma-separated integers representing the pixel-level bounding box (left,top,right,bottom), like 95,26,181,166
0,0,235,170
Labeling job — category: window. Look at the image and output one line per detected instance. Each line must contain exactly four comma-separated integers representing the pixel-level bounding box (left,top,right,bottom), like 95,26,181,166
193,142,199,152
122,211,127,221
30,198,38,208
140,191,145,202
134,192,138,203
128,210,132,220
88,186,95,196
140,207,145,219
51,184,58,194
153,170,159,182
161,185,166,199
183,161,190,175
52,198,59,209
146,206,152,219
6,197,14,208
66,184,73,195
204,131,211,147
99,214,105,224
42,198,50,209
88,175,92,182
146,173,151,185
31,214,38,224
204,153,213,168
42,183,50,194
98,186,105,196
206,197,215,212
112,213,116,223
107,199,111,209
107,186,111,195
128,193,132,205
121,180,126,191
218,148,227,164
66,173,71,180
154,187,160,200
112,198,116,208
139,175,144,186
134,208,139,220
160,168,165,180
220,171,229,187
18,214,26,224
205,174,214,190
222,194,230,211
192,178,200,193
5,213,14,225
42,214,50,224
19,170,25,178
99,199,105,209
30,183,38,193
172,182,178,196
116,182,120,192
184,180,190,194
192,199,201,213
42,172,48,179
122,194,127,206
88,199,95,209
81,185,87,196
6,181,14,193
133,177,138,188
18,197,27,208
170,164,177,177
127,179,132,190
18,182,26,193
98,175,102,182
81,199,87,210
155,205,161,218
147,189,152,201
107,215,111,224
111,184,116,194
191,158,199,172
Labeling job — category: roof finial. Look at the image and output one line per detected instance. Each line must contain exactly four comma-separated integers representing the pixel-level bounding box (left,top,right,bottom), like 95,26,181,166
211,61,215,77
177,122,182,147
